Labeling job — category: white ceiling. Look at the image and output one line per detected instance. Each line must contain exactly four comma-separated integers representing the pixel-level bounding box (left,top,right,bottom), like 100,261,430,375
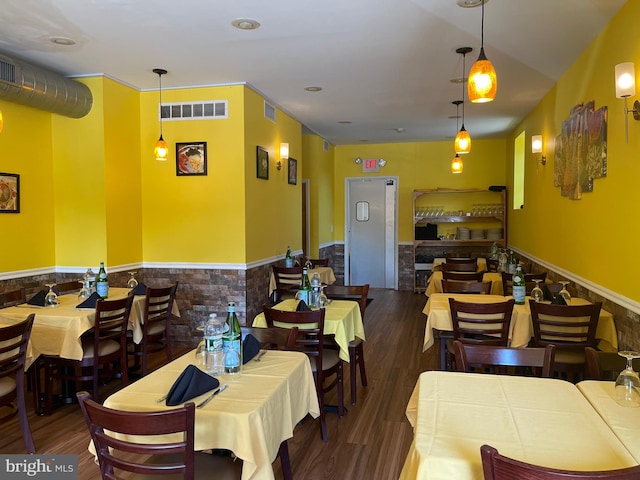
0,0,627,145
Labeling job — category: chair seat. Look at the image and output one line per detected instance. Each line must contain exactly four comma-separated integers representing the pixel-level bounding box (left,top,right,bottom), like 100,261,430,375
553,348,586,365
0,377,16,396
130,451,242,480
146,322,167,336
81,338,121,358
348,337,362,347
309,348,342,373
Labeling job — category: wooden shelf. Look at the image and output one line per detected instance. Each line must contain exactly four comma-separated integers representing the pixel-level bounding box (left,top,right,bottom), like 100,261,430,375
415,215,503,224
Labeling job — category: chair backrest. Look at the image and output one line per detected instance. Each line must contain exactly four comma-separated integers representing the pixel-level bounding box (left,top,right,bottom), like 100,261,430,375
480,444,640,480
584,347,636,381
90,295,135,360
484,258,499,272
453,340,555,377
442,271,485,282
442,279,492,294
302,257,329,268
0,288,26,308
241,326,298,350
442,261,478,272
529,300,601,350
272,266,303,293
0,314,34,383
53,280,82,295
77,391,196,479
323,284,370,319
449,298,515,346
501,272,547,295
144,282,179,336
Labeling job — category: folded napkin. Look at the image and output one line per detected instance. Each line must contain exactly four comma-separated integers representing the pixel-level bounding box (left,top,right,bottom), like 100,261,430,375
296,300,310,311
27,290,46,306
166,364,220,406
76,291,102,309
242,334,261,364
542,285,555,302
551,294,567,305
132,282,147,296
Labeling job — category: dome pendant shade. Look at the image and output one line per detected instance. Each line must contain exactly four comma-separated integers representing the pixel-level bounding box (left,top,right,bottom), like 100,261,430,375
454,125,471,154
451,154,463,174
154,135,168,161
468,48,497,103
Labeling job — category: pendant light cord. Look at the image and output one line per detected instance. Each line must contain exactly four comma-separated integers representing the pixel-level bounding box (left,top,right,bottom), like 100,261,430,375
461,52,466,125
481,0,485,48
158,72,163,137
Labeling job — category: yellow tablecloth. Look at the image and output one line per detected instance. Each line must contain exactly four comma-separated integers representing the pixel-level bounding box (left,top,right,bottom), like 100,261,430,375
268,266,336,297
399,371,637,480
425,271,503,296
577,380,640,463
421,294,617,352
253,299,364,362
100,349,320,480
0,287,180,368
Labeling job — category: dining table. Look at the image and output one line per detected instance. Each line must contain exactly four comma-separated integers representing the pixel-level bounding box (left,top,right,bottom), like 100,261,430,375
399,371,638,480
424,271,503,296
252,298,364,363
421,293,618,352
98,348,320,480
268,266,336,297
0,287,180,368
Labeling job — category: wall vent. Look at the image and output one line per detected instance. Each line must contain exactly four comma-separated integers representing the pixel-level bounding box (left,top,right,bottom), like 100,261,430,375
0,58,16,84
264,101,276,122
323,139,329,152
160,100,227,121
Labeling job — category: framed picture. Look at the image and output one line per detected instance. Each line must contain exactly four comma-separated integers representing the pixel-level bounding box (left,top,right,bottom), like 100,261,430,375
0,173,19,213
256,146,269,180
288,158,297,185
176,142,207,176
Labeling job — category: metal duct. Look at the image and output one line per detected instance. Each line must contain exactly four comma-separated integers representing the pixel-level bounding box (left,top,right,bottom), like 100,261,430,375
0,53,92,118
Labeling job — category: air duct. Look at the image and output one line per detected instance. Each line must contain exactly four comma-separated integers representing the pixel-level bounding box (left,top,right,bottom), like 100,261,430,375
0,53,92,118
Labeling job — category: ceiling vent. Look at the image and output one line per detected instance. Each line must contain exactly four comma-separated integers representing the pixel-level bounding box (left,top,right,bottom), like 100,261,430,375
160,100,227,121
0,52,92,118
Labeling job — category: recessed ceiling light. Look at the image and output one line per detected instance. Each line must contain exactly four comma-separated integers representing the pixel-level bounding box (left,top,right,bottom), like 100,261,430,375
231,18,260,30
338,120,352,124
456,0,486,8
304,86,323,92
395,127,405,133
50,37,75,46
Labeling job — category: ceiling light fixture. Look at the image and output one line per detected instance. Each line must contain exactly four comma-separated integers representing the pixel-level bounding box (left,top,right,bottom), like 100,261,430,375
153,68,168,161
468,0,497,103
455,47,472,154
231,19,260,30
615,62,640,144
50,37,76,46
451,101,463,174
304,86,323,92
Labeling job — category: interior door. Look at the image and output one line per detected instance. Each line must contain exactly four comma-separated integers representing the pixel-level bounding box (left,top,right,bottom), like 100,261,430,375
346,178,397,288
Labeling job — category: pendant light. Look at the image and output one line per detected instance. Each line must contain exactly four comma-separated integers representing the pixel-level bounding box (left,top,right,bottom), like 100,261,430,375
153,68,168,161
468,0,497,103
451,101,464,174
455,48,472,154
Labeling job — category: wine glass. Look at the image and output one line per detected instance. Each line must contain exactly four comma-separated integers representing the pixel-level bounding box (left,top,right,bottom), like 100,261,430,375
559,281,571,303
127,271,139,290
78,280,91,299
531,279,544,303
615,351,640,407
44,284,59,308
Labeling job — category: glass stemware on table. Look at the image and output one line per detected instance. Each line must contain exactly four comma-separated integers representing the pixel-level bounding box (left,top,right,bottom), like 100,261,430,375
558,281,571,303
127,271,139,290
615,351,640,407
531,279,544,303
78,279,91,299
44,283,59,307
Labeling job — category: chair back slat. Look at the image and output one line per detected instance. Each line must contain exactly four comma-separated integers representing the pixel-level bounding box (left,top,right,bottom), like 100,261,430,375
323,284,369,319
453,341,555,377
449,298,514,346
442,279,491,294
442,271,485,282
442,262,478,272
240,326,298,350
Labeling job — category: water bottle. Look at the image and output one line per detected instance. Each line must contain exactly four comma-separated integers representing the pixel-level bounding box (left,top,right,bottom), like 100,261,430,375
310,272,321,308
512,265,526,305
223,302,242,374
204,313,226,375
507,250,517,275
285,246,293,268
96,262,109,298
85,268,96,293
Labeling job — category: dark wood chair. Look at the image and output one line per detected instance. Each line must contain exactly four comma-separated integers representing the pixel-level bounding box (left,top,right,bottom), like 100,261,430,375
272,266,303,302
442,271,485,282
302,257,329,268
445,298,515,370
453,340,555,377
130,282,178,376
0,314,36,453
481,444,640,480
442,279,492,294
240,326,298,351
77,391,244,480
262,305,344,442
501,271,547,295
484,258,499,272
529,300,601,381
43,295,134,415
324,284,370,405
442,261,478,272
0,288,26,307
584,347,636,381
53,280,82,295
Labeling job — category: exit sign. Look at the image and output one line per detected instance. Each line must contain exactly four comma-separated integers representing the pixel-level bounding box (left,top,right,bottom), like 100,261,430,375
362,158,380,173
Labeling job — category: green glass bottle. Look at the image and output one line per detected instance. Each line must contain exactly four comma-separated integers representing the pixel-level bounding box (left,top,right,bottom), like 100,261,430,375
512,265,526,305
222,302,242,374
285,246,293,268
298,268,312,304
96,262,109,298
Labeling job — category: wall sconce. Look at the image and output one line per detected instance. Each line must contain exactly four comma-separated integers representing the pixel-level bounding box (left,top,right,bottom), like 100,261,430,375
531,135,546,165
277,142,289,170
153,68,168,161
354,157,362,164
615,62,640,143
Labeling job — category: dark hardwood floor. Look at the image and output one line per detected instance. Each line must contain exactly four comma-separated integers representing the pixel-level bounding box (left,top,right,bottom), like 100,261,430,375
0,289,437,479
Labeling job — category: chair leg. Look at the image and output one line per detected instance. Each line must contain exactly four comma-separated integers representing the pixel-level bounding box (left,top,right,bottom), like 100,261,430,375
337,362,345,417
358,344,367,387
278,440,292,480
16,373,35,453
349,345,357,405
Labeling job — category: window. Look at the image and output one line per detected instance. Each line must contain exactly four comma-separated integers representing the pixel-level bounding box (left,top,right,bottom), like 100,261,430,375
513,131,525,209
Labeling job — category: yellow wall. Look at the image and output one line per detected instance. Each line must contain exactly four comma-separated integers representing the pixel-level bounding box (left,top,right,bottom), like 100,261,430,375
333,140,507,242
507,0,640,300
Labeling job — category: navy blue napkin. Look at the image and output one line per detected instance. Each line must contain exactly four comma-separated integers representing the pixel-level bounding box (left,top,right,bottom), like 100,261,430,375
542,284,555,302
296,300,310,311
165,365,219,406
551,294,567,305
76,291,102,309
242,334,261,364
27,290,46,306
132,282,147,296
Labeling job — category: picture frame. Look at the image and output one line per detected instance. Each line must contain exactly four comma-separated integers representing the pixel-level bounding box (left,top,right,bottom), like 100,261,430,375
176,142,207,176
0,173,20,213
288,158,297,185
256,146,269,180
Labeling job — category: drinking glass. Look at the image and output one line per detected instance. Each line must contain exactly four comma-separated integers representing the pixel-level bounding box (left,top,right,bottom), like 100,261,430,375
127,271,139,289
78,280,91,299
615,351,640,407
44,284,59,307
559,281,571,303
317,285,330,308
531,279,544,303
